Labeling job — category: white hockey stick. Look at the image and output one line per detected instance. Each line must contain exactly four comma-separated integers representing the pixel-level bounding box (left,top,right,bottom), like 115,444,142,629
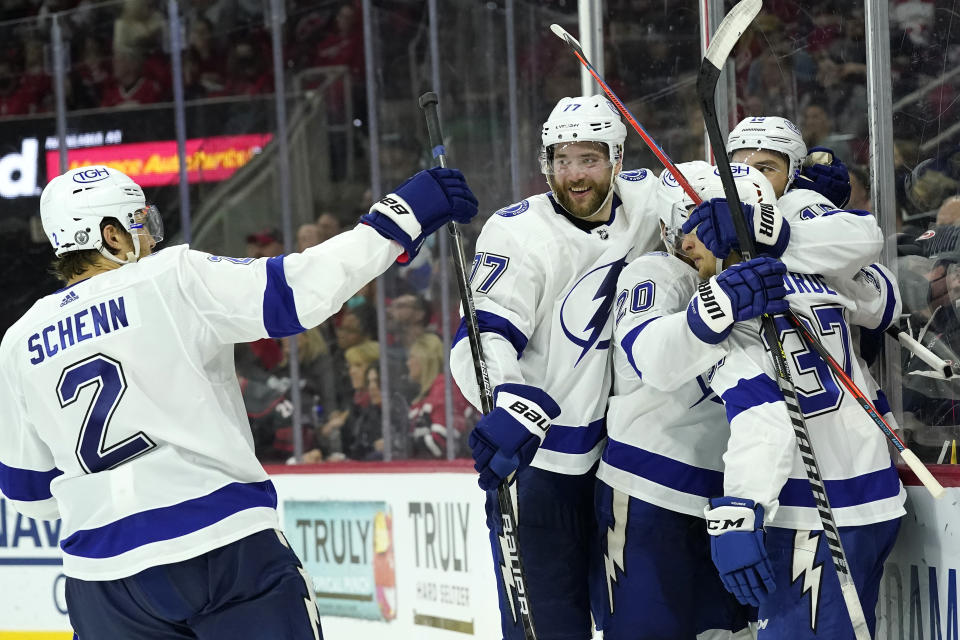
887,325,955,379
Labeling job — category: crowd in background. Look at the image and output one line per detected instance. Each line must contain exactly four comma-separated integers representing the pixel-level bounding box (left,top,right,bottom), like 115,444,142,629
2,0,960,462
0,0,365,114
234,215,475,465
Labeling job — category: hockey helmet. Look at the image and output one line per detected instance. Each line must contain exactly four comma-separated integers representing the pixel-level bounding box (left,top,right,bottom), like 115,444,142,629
539,95,627,175
40,165,163,263
727,116,807,192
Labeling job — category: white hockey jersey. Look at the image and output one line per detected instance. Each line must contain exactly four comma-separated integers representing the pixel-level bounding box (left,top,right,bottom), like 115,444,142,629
0,224,400,580
450,170,662,475
600,181,893,522
713,262,906,530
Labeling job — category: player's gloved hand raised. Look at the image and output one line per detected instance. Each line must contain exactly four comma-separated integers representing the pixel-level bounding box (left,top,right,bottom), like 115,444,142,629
468,383,560,491
682,198,790,260
686,257,789,344
361,167,478,264
704,497,776,607
795,146,851,207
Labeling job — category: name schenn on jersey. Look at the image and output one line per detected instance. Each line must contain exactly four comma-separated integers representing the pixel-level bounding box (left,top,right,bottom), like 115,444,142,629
27,295,131,366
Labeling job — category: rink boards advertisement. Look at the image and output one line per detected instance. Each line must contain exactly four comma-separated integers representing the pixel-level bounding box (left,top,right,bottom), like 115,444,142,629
3,464,957,639
0,461,498,639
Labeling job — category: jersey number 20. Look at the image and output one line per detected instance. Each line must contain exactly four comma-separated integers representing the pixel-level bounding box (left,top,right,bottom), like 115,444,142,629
57,354,156,474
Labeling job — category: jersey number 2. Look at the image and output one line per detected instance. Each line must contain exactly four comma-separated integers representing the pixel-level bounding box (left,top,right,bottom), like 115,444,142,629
57,354,156,474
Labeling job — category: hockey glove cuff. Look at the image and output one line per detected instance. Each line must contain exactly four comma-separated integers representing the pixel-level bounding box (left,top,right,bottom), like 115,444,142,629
704,496,776,607
361,167,478,264
468,383,560,491
686,257,789,344
682,199,790,259
795,146,851,207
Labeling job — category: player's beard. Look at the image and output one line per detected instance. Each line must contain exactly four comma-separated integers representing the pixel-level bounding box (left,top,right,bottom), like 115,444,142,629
552,175,612,219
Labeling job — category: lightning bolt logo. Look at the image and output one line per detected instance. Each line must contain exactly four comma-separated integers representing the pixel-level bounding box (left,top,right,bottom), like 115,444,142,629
603,489,629,614
791,530,824,632
560,256,628,365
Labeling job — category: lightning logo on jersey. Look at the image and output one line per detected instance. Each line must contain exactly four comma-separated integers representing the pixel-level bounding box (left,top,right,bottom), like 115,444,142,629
561,256,627,365
791,530,824,632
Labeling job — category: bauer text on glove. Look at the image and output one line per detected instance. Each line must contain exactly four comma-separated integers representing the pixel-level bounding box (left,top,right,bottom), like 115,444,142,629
361,167,478,264
468,383,561,491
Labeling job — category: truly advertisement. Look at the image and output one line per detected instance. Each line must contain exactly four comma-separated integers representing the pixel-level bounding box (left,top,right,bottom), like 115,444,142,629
408,501,476,634
285,499,397,621
45,133,273,187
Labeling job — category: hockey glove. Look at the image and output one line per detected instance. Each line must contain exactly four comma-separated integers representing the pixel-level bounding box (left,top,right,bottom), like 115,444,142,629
686,257,789,344
795,146,851,207
704,496,776,607
468,383,561,491
682,198,790,260
361,167,478,264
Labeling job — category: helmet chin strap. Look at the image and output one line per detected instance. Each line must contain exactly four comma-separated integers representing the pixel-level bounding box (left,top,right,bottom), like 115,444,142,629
98,233,142,265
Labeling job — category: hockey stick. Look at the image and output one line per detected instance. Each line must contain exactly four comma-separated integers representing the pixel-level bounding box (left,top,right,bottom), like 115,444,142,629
418,92,538,640
698,2,870,637
886,325,954,379
550,18,946,501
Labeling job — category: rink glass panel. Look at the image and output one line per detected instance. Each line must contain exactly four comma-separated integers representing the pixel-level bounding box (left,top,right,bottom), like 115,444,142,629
0,0,955,466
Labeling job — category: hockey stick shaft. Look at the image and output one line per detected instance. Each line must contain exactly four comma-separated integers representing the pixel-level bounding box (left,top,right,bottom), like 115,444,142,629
698,3,869,638
419,92,538,640
551,8,943,500
886,325,954,379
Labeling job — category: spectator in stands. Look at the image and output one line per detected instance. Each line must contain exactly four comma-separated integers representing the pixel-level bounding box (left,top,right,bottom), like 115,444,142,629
101,50,162,107
113,0,165,59
316,212,343,243
187,16,225,94
802,102,852,162
848,164,872,212
221,41,272,96
407,333,472,458
20,38,51,114
937,196,960,226
315,341,380,460
297,223,321,252
72,34,111,109
387,293,431,352
245,228,284,259
0,58,36,117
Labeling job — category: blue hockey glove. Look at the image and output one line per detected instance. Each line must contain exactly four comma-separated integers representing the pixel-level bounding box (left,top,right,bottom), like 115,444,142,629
361,167,478,264
795,146,851,207
682,198,790,260
686,257,789,344
704,496,776,607
468,383,561,491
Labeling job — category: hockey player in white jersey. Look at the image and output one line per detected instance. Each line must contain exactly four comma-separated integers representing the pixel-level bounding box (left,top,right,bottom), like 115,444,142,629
670,164,905,635
598,161,895,639
449,95,664,639
0,164,477,639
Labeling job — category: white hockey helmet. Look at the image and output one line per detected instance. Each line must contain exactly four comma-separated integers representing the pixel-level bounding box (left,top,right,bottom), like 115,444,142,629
657,160,714,254
658,162,777,256
40,165,163,263
539,95,627,174
727,116,807,191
